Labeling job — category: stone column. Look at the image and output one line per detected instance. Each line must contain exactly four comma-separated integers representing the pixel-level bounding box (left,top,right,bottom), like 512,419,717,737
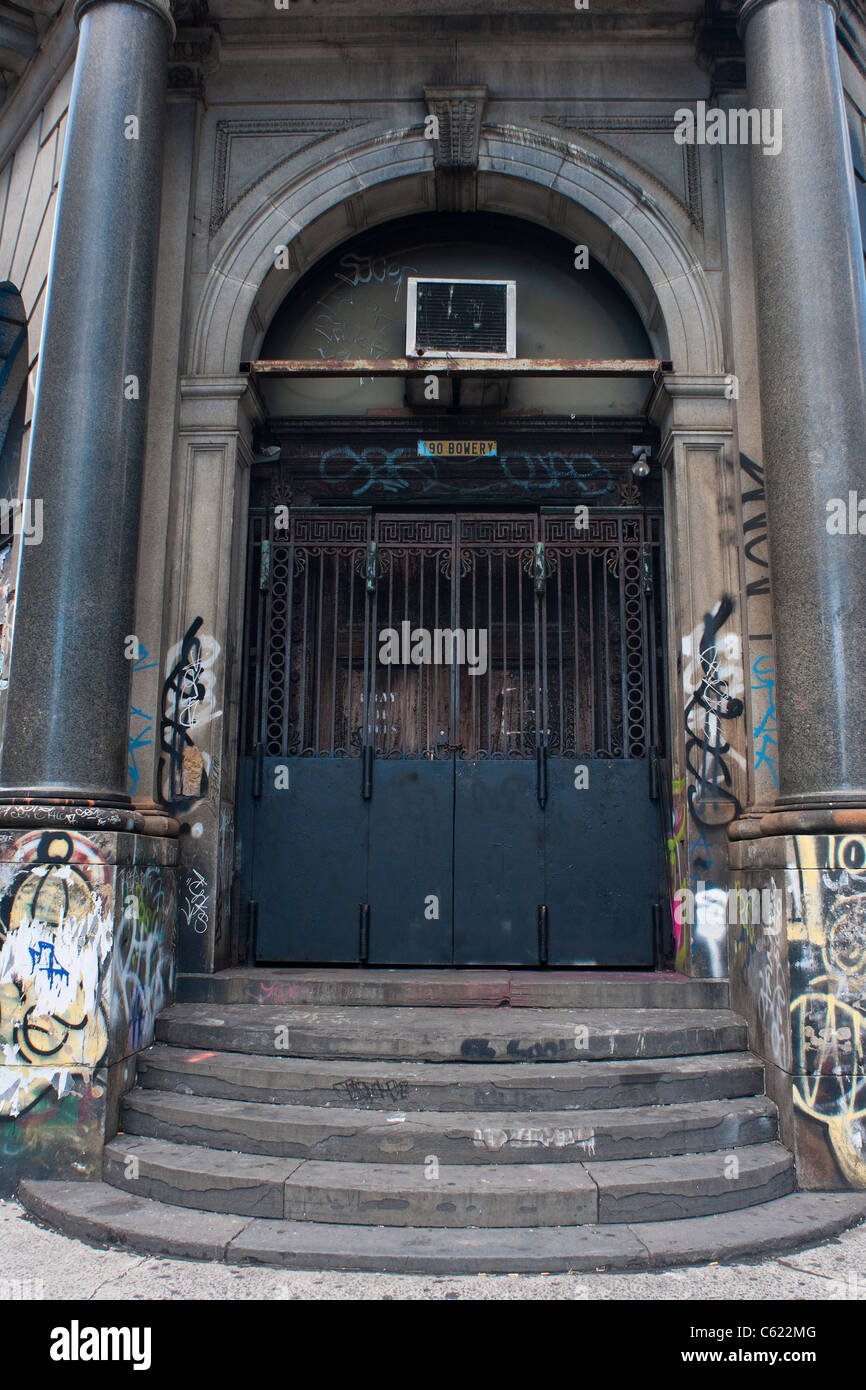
739,0,866,822
0,0,174,804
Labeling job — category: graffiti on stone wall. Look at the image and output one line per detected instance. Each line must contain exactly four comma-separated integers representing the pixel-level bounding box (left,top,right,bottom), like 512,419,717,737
730,874,790,1072
679,596,747,976
788,834,866,1187
682,595,745,827
114,865,175,1054
751,654,779,789
740,452,778,800
158,618,222,813
179,867,208,936
0,831,112,1119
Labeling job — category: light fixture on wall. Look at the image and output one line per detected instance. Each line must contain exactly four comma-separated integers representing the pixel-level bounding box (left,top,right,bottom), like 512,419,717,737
631,445,652,479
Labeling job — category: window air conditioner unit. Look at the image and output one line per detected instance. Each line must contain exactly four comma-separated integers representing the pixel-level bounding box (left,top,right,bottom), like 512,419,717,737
406,278,517,359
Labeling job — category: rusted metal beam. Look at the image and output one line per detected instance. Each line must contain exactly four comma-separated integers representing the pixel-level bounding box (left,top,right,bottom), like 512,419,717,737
245,357,666,379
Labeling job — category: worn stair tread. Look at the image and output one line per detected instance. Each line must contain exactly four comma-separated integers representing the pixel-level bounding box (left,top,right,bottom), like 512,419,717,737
120,1088,778,1163
102,1134,794,1227
175,967,730,1011
136,1043,766,1111
155,1003,747,1062
19,1181,866,1273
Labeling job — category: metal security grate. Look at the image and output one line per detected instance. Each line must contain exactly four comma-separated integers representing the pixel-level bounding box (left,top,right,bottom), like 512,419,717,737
243,510,664,763
407,278,515,357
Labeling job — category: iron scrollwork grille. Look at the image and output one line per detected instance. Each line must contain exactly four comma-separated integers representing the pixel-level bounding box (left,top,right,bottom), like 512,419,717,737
243,509,664,764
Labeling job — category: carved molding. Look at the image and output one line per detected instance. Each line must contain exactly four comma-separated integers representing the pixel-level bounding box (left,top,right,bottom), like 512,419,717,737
544,116,704,232
209,118,369,236
424,86,489,170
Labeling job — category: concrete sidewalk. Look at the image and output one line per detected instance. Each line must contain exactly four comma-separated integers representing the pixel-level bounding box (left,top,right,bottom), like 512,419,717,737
1,1196,864,1300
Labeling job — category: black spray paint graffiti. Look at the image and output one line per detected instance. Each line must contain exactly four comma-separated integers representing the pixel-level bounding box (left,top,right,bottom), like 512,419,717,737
740,453,770,601
158,618,221,813
683,595,744,828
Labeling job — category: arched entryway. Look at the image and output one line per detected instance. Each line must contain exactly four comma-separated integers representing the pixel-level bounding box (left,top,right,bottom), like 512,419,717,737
236,213,668,967
169,121,741,981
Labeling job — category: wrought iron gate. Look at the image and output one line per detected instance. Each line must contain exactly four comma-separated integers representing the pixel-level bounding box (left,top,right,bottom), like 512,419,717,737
239,509,666,965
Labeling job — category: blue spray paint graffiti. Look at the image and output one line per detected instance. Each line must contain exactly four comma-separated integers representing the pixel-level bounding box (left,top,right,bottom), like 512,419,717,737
318,446,614,498
751,653,779,788
127,644,158,795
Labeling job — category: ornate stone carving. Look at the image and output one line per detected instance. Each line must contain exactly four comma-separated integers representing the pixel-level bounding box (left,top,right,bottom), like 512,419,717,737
424,86,489,170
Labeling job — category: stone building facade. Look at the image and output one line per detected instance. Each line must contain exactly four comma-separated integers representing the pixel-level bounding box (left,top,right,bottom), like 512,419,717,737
0,0,864,1205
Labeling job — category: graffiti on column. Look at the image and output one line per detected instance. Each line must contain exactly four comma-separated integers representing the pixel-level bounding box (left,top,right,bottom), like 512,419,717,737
788,834,866,1188
0,831,112,1120
157,617,222,812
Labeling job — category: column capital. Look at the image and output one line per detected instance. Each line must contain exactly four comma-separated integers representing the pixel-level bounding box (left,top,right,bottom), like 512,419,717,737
739,0,839,39
74,0,176,41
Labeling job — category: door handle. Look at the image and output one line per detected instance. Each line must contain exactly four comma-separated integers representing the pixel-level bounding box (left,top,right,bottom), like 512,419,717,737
362,744,374,800
252,741,264,799
536,743,548,808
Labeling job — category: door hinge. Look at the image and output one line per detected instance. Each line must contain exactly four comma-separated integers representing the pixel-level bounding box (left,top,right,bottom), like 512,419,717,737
359,903,370,965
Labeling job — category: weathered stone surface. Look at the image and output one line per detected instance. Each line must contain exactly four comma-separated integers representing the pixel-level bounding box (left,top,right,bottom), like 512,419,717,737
19,1182,866,1273
175,968,730,1011
282,1158,598,1228
586,1143,795,1223
120,1089,777,1164
136,1043,766,1111
155,1003,747,1061
104,1136,301,1218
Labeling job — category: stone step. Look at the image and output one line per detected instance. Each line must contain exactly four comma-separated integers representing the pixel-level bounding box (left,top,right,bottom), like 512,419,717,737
119,1089,778,1164
136,1044,766,1111
155,1004,747,1063
176,968,730,1011
102,1135,794,1226
20,1181,866,1273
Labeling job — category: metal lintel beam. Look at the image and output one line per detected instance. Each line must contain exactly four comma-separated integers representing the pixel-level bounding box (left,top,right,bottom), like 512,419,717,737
245,357,667,379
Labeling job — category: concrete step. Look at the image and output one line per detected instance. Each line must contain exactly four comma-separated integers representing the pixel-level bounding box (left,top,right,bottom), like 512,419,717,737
20,1180,866,1273
176,968,730,1011
102,1135,794,1226
155,1004,747,1062
119,1089,779,1164
136,1045,766,1111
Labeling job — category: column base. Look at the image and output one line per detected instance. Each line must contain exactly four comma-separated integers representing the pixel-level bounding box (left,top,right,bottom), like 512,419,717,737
0,796,180,836
728,829,866,1191
0,826,178,1193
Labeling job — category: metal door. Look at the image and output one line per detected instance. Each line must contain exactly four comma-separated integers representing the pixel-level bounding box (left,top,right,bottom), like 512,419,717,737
239,508,665,965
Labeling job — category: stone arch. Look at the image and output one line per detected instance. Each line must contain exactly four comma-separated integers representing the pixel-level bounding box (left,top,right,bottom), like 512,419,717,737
189,119,724,377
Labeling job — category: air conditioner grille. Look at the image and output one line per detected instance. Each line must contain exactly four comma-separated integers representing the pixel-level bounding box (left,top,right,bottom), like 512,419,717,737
414,280,509,354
